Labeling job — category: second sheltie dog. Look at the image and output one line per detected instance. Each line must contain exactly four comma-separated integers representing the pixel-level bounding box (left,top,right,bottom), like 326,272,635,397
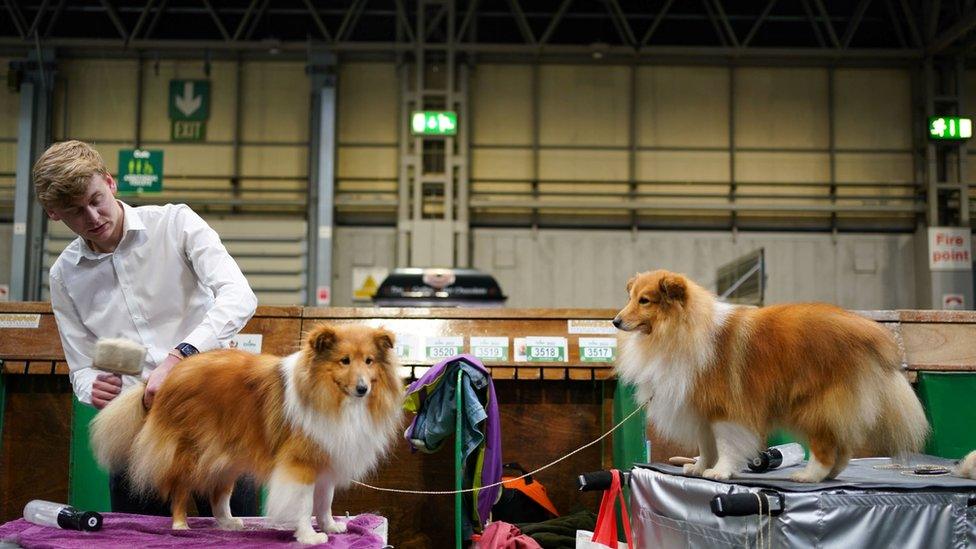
90,323,404,544
613,270,929,483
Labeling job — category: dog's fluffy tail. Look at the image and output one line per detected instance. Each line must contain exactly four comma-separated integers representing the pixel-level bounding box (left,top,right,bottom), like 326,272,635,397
870,371,929,459
89,384,147,472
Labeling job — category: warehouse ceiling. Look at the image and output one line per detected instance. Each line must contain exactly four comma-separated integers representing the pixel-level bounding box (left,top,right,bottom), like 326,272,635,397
0,0,972,63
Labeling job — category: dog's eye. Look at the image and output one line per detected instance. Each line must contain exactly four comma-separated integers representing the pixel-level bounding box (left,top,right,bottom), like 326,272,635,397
638,297,650,305
365,357,374,365
340,357,351,365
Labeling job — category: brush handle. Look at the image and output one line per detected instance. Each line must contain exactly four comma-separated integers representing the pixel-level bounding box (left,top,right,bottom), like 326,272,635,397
668,456,697,466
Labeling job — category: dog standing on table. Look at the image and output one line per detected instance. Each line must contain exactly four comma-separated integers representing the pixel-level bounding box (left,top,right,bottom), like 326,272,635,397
613,269,929,483
90,323,404,544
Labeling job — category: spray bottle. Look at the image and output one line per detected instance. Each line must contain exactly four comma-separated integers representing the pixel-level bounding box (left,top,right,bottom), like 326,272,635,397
23,500,102,532
748,443,805,473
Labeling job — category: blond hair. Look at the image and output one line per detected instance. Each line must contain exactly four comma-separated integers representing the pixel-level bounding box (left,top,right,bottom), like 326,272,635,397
33,140,110,209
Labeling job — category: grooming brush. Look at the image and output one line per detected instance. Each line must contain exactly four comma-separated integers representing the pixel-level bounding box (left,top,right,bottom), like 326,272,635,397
93,338,147,375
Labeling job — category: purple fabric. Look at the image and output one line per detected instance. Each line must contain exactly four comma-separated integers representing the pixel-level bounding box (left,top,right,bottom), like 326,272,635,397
404,354,502,528
0,513,386,549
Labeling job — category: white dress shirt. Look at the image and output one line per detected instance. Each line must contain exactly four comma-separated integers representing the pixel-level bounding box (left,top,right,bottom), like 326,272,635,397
49,201,258,404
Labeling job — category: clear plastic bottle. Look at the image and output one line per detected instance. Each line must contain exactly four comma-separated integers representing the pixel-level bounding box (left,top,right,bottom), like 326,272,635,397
23,500,102,531
748,443,806,473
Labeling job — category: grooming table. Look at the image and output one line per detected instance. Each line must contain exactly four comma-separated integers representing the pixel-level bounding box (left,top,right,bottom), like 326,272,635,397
0,513,388,549
630,457,976,549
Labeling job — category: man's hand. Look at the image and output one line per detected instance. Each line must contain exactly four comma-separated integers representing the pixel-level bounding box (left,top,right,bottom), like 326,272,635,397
92,373,123,410
143,353,181,409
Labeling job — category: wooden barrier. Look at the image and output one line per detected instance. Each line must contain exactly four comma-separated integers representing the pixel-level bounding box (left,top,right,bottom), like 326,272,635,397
2,304,976,545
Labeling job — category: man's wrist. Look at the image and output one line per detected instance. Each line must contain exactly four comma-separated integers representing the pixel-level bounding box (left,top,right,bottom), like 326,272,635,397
174,342,199,358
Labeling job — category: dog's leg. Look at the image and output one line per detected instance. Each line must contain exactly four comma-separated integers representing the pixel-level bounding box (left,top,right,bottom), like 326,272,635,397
313,474,346,535
267,464,328,545
212,477,244,530
827,448,851,480
790,433,836,483
702,421,761,481
170,485,191,530
683,423,717,476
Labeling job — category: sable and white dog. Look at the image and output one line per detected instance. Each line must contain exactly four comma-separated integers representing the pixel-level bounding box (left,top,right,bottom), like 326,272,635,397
613,269,929,483
91,323,404,544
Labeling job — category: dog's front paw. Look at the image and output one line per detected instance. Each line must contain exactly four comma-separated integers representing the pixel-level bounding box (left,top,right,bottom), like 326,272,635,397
171,520,190,530
296,531,329,545
217,517,245,530
702,468,733,481
318,517,347,534
683,462,706,476
789,470,826,483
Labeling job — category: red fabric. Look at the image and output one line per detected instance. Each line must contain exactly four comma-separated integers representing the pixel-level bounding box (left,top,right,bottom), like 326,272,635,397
476,521,542,549
591,469,633,549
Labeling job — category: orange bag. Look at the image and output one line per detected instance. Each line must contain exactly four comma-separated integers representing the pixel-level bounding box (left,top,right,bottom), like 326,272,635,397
589,469,633,549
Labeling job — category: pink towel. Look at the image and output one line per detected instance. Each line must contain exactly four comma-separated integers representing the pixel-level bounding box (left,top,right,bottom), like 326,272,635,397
476,521,542,549
0,513,386,548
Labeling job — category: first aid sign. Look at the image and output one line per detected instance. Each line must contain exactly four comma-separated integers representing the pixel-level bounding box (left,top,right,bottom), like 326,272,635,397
929,227,972,271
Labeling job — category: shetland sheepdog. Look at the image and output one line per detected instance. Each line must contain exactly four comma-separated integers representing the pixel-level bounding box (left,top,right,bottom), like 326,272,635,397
90,323,404,544
613,269,929,483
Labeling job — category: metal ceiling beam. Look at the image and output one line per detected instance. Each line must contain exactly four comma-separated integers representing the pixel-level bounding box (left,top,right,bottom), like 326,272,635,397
702,0,729,47
335,0,368,43
927,6,976,54
898,0,923,47
424,3,448,40
799,0,826,48
507,0,535,45
143,0,168,40
130,0,157,43
43,0,66,37
709,0,740,48
26,0,51,38
926,0,941,41
100,0,130,42
605,0,636,47
884,0,907,49
842,0,873,49
538,0,572,46
243,0,270,41
4,0,28,39
201,0,230,41
640,0,674,47
811,0,841,48
395,0,415,43
0,37,925,65
743,0,778,47
301,0,333,42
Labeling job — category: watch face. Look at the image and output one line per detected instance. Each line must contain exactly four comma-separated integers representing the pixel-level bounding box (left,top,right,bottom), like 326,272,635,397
177,343,199,357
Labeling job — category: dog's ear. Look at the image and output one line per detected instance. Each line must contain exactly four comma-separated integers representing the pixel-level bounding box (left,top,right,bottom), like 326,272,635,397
626,274,639,294
658,274,687,304
373,329,395,352
307,324,338,355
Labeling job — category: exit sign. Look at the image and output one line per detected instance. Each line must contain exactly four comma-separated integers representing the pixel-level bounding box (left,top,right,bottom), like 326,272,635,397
929,116,972,141
411,111,457,136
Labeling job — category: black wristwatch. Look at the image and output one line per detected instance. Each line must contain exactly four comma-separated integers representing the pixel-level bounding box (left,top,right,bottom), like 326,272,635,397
174,342,199,358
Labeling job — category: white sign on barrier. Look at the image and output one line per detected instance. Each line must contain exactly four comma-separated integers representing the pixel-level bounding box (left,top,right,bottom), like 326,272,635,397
929,227,972,271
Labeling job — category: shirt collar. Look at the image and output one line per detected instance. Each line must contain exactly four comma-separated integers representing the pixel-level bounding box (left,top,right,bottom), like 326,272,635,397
73,201,146,264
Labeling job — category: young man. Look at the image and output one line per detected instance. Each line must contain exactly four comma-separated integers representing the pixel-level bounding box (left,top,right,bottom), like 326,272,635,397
34,140,259,515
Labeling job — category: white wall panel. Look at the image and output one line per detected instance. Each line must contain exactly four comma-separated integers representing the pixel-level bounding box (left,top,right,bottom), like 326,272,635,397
472,229,916,310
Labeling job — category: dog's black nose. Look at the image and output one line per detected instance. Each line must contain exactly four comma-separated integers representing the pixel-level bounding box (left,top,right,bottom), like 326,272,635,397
355,383,369,396
612,317,622,329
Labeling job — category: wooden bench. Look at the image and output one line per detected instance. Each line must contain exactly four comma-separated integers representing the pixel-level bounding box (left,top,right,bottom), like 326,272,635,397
2,304,975,545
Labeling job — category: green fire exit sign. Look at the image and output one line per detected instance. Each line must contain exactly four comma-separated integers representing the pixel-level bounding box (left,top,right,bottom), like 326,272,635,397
411,111,457,135
929,116,972,141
